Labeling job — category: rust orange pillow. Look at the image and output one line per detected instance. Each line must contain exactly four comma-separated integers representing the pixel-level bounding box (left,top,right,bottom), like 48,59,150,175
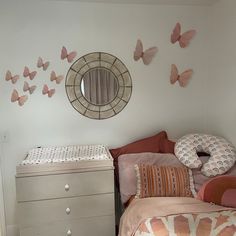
135,164,196,198
197,175,236,207
160,138,175,153
109,131,168,160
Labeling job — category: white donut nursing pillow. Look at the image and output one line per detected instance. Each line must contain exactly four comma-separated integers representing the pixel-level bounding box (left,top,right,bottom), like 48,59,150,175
175,134,236,177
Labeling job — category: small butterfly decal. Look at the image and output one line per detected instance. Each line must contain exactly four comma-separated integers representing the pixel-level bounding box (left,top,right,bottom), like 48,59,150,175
11,89,28,106
170,64,193,87
23,66,37,80
5,70,20,84
23,81,37,94
50,71,64,84
61,46,77,63
37,57,50,71
133,39,158,65
42,84,55,98
171,23,196,48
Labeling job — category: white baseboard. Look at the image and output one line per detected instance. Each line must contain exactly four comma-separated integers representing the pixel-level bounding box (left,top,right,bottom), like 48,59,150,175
6,225,19,236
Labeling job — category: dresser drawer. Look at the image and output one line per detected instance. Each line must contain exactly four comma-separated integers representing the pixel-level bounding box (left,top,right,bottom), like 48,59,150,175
18,193,114,227
20,215,115,236
16,170,114,201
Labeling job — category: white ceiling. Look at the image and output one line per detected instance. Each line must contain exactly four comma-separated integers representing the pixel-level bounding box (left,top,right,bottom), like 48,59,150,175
52,0,219,6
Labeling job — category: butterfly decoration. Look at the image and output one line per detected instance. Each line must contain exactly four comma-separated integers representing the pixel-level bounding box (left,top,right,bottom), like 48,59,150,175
23,81,37,94
50,71,64,84
61,46,77,63
11,89,28,106
42,84,55,98
170,64,193,87
23,66,37,80
5,70,20,84
133,39,158,65
171,23,196,48
37,57,50,71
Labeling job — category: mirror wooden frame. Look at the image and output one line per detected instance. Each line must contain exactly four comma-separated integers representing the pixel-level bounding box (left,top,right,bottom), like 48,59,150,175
65,52,132,120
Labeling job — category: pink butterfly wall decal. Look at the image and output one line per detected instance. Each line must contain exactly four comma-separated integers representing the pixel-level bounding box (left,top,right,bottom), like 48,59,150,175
23,66,37,80
11,89,28,106
170,64,193,87
50,71,64,84
5,70,20,84
171,23,196,48
37,57,50,71
61,46,77,63
42,84,55,98
133,39,158,65
23,81,37,94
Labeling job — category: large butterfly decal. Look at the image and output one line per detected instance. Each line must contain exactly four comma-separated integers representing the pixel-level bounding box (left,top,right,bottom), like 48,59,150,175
170,64,193,87
23,81,37,94
23,66,37,80
37,57,50,71
50,71,64,84
133,39,158,65
5,70,20,84
42,84,55,98
11,89,28,106
61,46,77,63
171,23,196,48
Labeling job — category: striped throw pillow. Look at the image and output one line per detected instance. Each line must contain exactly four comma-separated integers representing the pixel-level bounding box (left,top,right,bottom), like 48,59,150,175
135,164,196,198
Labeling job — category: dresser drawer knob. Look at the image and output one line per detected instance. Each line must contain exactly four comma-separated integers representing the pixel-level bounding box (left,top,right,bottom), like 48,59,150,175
65,184,70,191
67,230,72,236
66,207,71,214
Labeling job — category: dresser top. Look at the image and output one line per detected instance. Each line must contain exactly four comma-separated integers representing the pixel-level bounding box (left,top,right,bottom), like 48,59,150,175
16,145,114,177
21,145,112,165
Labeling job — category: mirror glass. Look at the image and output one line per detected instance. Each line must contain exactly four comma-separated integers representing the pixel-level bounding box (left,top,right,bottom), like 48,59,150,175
81,68,118,105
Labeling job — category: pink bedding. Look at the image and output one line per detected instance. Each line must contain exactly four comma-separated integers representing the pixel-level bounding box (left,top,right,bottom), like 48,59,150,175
119,197,236,236
118,153,236,204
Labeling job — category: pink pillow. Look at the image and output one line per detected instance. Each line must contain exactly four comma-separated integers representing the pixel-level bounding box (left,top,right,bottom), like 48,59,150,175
109,131,175,187
197,175,236,207
222,189,236,208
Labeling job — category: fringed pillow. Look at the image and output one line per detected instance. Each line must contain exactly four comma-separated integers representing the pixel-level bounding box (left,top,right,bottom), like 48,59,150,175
135,164,196,199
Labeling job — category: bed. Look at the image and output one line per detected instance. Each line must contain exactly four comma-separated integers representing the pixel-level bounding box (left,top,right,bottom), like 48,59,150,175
119,197,236,236
118,153,236,235
111,132,236,236
117,154,236,235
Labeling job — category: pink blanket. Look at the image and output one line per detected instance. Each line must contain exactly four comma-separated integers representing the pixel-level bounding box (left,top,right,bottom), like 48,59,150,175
119,197,236,236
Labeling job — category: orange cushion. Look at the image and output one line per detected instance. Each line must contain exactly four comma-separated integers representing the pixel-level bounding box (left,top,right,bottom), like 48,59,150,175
135,164,196,198
197,175,236,207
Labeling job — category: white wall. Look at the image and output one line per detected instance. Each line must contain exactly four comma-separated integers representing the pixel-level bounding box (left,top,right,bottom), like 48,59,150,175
206,0,236,145
0,144,6,236
0,1,209,235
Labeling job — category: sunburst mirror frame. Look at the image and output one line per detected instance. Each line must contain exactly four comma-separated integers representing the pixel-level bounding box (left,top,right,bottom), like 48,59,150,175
65,52,132,119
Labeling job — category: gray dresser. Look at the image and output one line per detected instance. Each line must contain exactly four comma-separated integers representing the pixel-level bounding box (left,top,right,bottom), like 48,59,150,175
15,146,115,236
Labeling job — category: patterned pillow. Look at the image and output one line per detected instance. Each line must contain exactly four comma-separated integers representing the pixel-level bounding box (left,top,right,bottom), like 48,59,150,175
175,134,236,177
119,153,184,204
135,164,196,199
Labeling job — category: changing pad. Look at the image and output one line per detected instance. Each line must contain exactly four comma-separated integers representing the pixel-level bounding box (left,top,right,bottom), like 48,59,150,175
16,145,113,176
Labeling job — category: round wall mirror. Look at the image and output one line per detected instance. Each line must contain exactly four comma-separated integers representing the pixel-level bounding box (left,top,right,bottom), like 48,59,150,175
65,52,132,120
81,68,118,106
